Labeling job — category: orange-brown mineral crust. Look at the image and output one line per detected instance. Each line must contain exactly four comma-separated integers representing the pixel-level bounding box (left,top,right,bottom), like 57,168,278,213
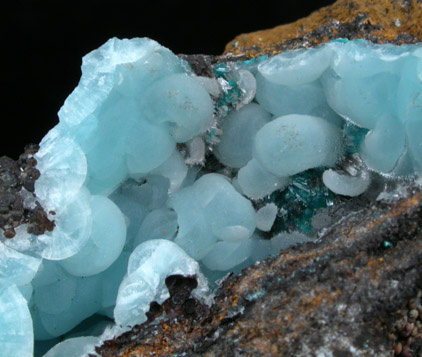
224,0,422,58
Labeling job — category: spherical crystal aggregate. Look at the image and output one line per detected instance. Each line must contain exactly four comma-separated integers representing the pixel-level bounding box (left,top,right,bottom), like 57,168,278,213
0,37,420,356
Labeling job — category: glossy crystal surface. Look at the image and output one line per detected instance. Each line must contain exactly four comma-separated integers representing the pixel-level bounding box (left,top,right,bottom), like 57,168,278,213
0,37,420,356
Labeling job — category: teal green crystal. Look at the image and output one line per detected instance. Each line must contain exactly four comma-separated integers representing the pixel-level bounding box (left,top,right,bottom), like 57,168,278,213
0,37,420,356
268,169,337,233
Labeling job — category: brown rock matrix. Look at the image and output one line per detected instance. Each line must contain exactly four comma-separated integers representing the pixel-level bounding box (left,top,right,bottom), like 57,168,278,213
0,145,54,238
224,0,422,58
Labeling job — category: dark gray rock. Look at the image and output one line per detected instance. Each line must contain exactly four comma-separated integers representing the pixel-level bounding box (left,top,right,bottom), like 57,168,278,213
0,144,54,238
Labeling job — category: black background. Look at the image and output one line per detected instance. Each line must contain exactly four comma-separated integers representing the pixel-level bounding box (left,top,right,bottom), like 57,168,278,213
3,0,336,159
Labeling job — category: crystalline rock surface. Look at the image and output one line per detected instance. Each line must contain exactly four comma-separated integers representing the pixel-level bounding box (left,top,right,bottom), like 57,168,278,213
0,37,421,356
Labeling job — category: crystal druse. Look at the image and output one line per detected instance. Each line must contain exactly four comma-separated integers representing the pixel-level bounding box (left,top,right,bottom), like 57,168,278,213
0,37,421,356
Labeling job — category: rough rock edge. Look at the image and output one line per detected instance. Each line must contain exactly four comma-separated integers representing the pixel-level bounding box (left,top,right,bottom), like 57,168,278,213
96,188,421,356
178,54,217,78
0,145,54,238
224,0,422,58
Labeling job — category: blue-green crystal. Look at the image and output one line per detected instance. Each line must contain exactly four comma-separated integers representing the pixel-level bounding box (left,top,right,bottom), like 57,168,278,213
0,37,420,356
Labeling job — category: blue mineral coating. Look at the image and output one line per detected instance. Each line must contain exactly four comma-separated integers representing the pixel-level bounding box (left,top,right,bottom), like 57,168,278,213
169,173,256,259
18,284,34,303
195,174,256,242
258,44,333,85
253,114,342,176
114,239,207,328
322,169,371,197
256,203,278,232
34,128,88,210
151,150,188,193
4,188,93,261
168,184,216,260
134,208,178,246
237,158,289,199
255,74,326,117
0,37,420,355
99,251,131,314
32,264,102,338
360,115,406,172
43,336,99,357
140,73,214,143
214,103,271,168
0,243,41,288
59,195,126,277
201,239,252,271
0,284,34,356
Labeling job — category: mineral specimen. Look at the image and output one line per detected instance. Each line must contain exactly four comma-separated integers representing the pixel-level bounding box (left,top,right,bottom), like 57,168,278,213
0,30,421,357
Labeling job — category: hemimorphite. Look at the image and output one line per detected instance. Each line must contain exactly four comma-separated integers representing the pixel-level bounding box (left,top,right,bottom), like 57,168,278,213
4,188,92,260
258,45,333,85
194,174,256,241
256,203,278,232
0,285,34,357
0,37,421,356
214,102,271,168
322,169,371,197
201,239,252,271
253,114,342,177
59,195,126,277
34,128,88,210
255,74,326,117
359,115,406,172
140,73,214,142
169,173,256,259
32,263,102,338
236,158,289,199
55,37,196,195
0,243,41,287
134,208,178,245
43,336,99,357
114,239,207,328
237,114,342,199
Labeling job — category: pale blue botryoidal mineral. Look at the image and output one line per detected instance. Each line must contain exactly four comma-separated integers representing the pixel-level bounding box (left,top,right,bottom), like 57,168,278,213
169,173,256,260
256,203,278,232
214,103,271,168
0,37,420,357
42,337,100,357
114,239,208,327
59,195,126,277
0,285,34,356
